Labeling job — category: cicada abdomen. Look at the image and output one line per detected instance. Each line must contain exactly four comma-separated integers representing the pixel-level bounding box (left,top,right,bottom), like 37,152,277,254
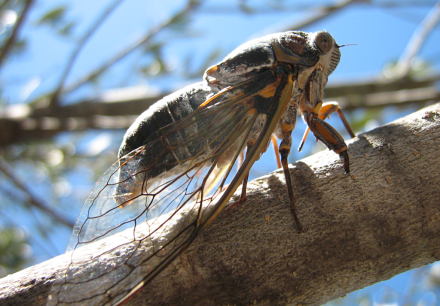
51,30,355,306
114,83,215,208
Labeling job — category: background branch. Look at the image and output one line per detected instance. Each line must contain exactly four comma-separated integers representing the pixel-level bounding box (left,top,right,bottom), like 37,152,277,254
32,0,356,108
1,75,439,146
397,2,440,76
0,0,34,69
59,0,200,96
0,103,439,305
285,0,357,30
49,0,124,107
0,159,74,228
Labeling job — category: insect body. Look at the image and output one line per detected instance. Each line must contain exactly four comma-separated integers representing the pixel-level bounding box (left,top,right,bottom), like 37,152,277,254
53,31,354,305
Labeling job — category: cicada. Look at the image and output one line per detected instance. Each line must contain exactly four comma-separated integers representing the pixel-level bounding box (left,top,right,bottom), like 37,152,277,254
50,31,355,305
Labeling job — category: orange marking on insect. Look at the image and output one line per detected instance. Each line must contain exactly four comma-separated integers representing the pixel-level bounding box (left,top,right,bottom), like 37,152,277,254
333,146,347,154
271,136,282,168
319,128,334,142
315,123,341,148
313,101,323,113
117,198,133,208
247,108,257,116
281,122,294,133
279,143,291,151
206,65,218,73
319,103,338,119
198,86,233,109
258,82,278,98
298,101,315,114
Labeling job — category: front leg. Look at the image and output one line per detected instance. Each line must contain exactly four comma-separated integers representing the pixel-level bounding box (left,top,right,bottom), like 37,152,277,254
303,111,350,174
298,101,355,152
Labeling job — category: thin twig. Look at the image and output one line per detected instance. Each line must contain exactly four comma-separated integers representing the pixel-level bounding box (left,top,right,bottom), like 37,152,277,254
200,3,325,14
0,0,12,12
284,0,357,30
398,2,440,76
377,1,439,8
0,0,34,69
62,0,200,95
49,0,124,107
200,1,436,13
0,159,74,228
0,75,438,146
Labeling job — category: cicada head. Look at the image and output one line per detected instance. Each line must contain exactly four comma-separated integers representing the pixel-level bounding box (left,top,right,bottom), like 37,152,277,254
310,31,340,77
274,31,340,78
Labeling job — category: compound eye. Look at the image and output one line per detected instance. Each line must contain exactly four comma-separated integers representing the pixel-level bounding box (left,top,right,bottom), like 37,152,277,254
315,32,333,54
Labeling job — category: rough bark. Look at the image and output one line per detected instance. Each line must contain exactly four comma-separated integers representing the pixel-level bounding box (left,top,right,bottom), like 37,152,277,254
0,103,439,305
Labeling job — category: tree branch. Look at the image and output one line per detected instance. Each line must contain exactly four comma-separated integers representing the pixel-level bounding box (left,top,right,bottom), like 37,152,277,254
377,1,440,8
0,103,439,305
284,0,358,31
1,74,439,146
328,74,440,110
60,0,200,96
49,0,124,107
0,0,34,69
0,159,74,228
397,2,440,76
32,0,352,108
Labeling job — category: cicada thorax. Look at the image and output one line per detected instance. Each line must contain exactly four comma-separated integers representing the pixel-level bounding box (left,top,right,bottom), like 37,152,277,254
204,31,324,90
300,67,326,114
204,38,274,89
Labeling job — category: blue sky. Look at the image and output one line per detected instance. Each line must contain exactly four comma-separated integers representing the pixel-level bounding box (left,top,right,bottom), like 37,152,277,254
3,1,440,103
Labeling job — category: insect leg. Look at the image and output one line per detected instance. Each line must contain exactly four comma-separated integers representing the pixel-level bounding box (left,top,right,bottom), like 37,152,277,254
278,123,303,233
228,144,255,210
237,148,251,204
237,119,282,207
203,68,295,226
319,101,355,138
271,135,282,168
303,111,350,174
237,142,258,204
298,101,355,151
237,128,284,207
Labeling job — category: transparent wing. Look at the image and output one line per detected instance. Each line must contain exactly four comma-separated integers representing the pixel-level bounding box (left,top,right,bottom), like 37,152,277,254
47,68,296,305
48,84,266,306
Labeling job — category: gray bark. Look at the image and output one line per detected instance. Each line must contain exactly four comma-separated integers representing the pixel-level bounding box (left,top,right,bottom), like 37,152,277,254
0,103,439,305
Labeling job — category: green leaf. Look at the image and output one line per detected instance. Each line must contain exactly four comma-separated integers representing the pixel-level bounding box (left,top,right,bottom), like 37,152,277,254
11,38,27,55
144,41,163,55
57,21,75,37
238,3,255,14
36,6,67,26
0,227,30,275
167,11,190,31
